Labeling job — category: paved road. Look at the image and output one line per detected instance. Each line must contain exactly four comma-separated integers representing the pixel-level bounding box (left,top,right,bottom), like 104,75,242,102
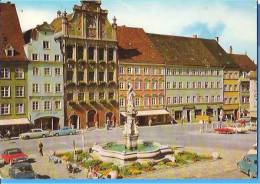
0,124,256,154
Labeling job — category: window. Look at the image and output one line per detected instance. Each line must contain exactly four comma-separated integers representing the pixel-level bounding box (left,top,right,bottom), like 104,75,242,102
186,82,190,89
108,92,114,99
144,68,149,75
192,82,196,89
119,98,125,107
166,68,171,75
217,96,220,102
16,86,24,97
55,68,61,76
108,48,114,61
89,92,95,101
134,67,140,75
55,55,60,61
98,72,104,82
135,81,141,90
127,67,132,74
55,84,61,93
152,81,157,89
32,53,38,61
44,84,51,93
6,48,14,56
152,97,157,105
144,97,150,106
198,82,201,88
119,82,124,90
32,84,39,93
135,98,140,106
193,96,196,103
43,41,50,49
1,86,10,97
32,101,39,111
172,82,176,89
173,97,177,104
88,47,94,60
166,82,171,89
159,96,164,105
15,68,24,79
144,82,149,90
210,82,214,88
88,72,94,81
119,66,124,74
159,82,164,89
211,96,215,102
234,97,238,103
178,82,182,89
234,85,238,91
16,103,24,114
186,96,190,103
55,101,61,110
0,68,10,79
0,104,10,115
179,97,183,104
98,48,104,61
205,82,208,88
44,54,49,61
205,96,209,103
44,68,51,76
167,97,171,105
66,45,73,59
44,101,51,110
99,92,104,100
33,67,39,76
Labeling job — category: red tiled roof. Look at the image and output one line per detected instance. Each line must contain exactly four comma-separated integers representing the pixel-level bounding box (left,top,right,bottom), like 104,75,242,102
229,54,256,72
117,26,164,64
0,3,27,62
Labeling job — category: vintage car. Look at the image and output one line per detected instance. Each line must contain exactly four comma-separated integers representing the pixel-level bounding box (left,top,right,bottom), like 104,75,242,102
9,162,37,179
229,125,248,134
214,127,235,134
50,127,76,137
245,122,257,132
1,148,28,165
237,153,257,178
19,129,50,139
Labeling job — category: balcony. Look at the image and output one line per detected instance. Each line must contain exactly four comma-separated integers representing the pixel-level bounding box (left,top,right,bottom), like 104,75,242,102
87,60,97,69
88,81,97,88
78,81,87,88
108,81,117,88
98,81,107,88
66,81,77,88
77,59,87,68
107,61,116,70
67,58,76,64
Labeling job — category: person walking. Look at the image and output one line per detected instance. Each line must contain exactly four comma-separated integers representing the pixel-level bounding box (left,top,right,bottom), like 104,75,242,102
39,142,43,156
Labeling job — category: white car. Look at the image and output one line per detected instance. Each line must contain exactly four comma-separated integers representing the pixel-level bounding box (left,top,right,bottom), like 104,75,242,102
19,129,50,139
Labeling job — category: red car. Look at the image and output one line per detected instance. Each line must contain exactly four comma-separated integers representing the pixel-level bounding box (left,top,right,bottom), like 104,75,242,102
1,148,28,164
214,128,235,134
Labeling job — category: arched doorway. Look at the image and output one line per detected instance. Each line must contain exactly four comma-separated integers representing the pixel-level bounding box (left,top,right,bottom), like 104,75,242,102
106,112,113,127
88,110,96,128
70,115,80,129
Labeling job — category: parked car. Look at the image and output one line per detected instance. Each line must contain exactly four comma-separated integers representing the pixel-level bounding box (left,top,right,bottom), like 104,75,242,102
228,124,248,134
50,127,76,137
237,153,257,178
214,128,235,134
19,129,50,139
9,162,37,179
1,148,28,165
246,122,257,132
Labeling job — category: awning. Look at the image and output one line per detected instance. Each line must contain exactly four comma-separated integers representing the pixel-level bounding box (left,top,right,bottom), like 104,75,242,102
0,118,30,126
120,110,170,117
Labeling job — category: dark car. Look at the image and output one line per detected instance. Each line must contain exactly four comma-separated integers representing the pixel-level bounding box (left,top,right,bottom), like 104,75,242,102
9,162,36,179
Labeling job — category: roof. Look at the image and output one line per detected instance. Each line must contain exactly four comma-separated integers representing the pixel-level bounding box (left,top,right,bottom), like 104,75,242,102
229,54,256,72
117,26,164,64
0,2,27,62
23,22,54,44
148,33,237,68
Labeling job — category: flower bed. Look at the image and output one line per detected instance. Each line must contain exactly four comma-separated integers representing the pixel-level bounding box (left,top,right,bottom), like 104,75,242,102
57,150,212,178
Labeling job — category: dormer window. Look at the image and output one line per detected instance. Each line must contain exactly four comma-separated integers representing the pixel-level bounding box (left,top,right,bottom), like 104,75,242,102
5,46,15,57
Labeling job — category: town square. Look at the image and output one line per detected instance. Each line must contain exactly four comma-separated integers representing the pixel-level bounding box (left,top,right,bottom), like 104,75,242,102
0,0,257,180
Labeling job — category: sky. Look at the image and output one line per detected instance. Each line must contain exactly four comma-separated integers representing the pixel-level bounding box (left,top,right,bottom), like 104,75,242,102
7,0,257,62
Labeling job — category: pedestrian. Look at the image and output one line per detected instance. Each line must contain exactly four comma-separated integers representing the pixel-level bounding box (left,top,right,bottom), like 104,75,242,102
6,130,11,139
106,119,109,130
148,119,152,127
39,142,43,156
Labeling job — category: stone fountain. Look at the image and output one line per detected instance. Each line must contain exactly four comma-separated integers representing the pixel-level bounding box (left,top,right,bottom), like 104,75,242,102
92,83,172,165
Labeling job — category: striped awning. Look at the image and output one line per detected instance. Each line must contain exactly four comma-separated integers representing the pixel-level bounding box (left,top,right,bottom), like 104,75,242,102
0,118,30,126
120,110,170,117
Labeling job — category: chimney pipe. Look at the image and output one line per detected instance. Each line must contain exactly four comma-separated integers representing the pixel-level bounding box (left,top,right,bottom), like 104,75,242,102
229,46,233,54
193,34,198,38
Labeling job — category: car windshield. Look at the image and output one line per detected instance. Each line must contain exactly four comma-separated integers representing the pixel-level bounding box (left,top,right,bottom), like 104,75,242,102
7,149,22,155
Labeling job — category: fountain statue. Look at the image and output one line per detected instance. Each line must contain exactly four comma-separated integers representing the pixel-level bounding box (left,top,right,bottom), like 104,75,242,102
123,83,139,150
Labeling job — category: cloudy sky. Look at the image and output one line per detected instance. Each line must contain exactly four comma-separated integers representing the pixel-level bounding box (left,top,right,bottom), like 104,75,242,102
10,0,257,62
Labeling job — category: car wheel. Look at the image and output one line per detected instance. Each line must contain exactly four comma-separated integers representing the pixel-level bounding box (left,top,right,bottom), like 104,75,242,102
69,132,73,135
25,136,30,140
249,171,254,178
55,133,59,137
42,134,46,138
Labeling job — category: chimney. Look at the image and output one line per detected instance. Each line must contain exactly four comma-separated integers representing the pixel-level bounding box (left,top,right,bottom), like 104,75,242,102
112,16,117,29
57,10,61,17
62,11,68,36
193,34,198,39
229,46,233,54
215,37,219,43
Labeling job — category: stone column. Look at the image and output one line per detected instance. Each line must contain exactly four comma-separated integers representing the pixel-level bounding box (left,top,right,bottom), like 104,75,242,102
105,45,108,63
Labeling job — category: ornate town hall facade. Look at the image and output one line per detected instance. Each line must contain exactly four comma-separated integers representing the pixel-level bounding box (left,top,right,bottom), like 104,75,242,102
52,0,118,129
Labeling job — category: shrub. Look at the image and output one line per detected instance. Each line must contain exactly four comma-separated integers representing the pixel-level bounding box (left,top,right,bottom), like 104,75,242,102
131,162,143,170
120,167,131,177
83,159,102,168
128,168,142,175
99,162,114,170
77,152,90,162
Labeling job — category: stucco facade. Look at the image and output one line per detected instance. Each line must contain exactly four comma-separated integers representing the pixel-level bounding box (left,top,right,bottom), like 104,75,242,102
24,23,64,130
52,0,119,129
249,71,257,119
166,67,223,123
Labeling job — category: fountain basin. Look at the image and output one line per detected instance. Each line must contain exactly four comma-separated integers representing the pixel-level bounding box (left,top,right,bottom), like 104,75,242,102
92,141,173,166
